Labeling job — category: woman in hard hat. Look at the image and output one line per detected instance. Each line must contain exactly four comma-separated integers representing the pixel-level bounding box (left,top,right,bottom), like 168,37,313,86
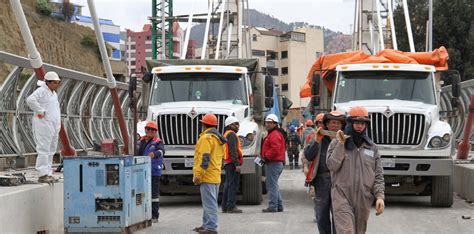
26,71,62,184
327,106,385,233
137,121,165,223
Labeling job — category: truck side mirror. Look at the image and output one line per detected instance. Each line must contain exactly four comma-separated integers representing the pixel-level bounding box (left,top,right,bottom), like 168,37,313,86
451,73,461,98
129,75,137,108
142,72,153,83
282,96,293,109
265,97,274,108
310,96,320,114
311,73,321,96
264,75,274,98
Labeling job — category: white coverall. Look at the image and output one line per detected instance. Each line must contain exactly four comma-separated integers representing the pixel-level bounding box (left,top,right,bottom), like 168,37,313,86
26,81,61,177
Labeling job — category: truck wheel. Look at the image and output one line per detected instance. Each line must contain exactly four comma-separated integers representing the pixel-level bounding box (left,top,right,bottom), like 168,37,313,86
241,164,263,205
430,176,453,207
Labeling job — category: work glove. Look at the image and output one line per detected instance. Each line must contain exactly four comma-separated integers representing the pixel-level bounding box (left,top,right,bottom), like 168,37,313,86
336,130,346,144
375,198,385,216
315,127,323,143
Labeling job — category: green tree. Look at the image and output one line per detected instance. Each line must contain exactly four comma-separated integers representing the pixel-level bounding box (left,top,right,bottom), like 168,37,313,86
393,0,474,80
36,0,52,17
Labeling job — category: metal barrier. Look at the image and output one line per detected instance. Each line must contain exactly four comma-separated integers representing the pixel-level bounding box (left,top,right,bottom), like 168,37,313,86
441,79,474,143
0,51,140,164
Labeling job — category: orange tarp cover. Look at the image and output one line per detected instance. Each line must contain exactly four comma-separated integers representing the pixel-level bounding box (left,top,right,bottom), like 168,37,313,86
299,46,449,98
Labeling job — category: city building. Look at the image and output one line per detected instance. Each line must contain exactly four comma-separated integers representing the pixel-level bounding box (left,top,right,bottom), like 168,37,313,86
125,23,196,79
249,27,324,124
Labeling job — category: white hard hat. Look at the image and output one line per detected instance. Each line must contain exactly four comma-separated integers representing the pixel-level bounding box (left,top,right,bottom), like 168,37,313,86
44,71,61,81
225,116,239,127
265,114,279,123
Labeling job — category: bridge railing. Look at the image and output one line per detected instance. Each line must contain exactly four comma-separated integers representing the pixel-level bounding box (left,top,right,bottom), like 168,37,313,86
0,51,140,166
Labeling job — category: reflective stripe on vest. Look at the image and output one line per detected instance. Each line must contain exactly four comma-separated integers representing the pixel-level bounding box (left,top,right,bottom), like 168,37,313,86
223,130,243,164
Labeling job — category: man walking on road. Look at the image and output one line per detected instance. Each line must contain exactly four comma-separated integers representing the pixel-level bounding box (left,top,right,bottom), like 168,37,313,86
136,121,165,223
261,114,286,213
305,111,345,234
327,106,385,234
26,71,61,184
192,114,227,234
287,125,301,169
221,116,243,214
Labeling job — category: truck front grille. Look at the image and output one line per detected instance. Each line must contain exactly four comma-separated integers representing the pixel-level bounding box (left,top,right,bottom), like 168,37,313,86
367,113,425,145
156,114,227,145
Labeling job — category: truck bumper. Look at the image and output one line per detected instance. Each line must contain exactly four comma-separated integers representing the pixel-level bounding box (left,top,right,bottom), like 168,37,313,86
162,156,256,175
381,157,453,176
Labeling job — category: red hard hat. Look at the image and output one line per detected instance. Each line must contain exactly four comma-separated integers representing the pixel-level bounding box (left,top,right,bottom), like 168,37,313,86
145,121,158,130
348,106,370,122
305,119,314,126
200,113,218,126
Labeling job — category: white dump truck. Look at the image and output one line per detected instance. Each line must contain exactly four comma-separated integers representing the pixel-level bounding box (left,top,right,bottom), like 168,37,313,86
305,51,460,207
141,59,288,204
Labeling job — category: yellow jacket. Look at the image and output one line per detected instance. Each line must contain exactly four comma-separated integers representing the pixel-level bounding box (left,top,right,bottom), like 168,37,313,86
193,128,227,184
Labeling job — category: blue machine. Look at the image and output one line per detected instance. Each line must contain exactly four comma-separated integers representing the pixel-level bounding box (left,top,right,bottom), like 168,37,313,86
64,156,151,233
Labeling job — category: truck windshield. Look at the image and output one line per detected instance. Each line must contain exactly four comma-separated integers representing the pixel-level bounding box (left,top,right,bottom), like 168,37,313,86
335,71,436,104
150,72,248,105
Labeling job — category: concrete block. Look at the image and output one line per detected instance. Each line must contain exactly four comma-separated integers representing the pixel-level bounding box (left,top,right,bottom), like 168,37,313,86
454,164,474,202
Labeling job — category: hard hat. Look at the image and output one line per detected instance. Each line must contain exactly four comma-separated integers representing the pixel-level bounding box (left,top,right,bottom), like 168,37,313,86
323,110,346,125
315,113,325,122
225,116,239,127
265,114,279,123
200,113,218,126
289,125,296,132
145,121,158,130
44,71,61,81
347,106,370,122
305,119,314,126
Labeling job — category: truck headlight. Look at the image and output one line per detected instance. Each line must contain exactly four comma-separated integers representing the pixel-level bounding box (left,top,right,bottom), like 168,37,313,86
429,137,442,148
429,134,451,148
239,133,256,148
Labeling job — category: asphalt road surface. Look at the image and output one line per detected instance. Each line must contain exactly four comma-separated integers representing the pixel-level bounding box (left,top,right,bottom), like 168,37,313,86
138,169,474,234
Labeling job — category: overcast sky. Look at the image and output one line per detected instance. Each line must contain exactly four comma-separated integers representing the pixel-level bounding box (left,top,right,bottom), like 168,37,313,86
72,0,355,33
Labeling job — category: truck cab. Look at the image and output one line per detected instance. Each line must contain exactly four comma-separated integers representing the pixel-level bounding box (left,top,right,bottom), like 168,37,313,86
330,63,455,207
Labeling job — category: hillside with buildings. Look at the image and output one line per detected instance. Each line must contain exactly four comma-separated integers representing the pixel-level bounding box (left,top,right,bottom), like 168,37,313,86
190,9,352,53
0,0,105,83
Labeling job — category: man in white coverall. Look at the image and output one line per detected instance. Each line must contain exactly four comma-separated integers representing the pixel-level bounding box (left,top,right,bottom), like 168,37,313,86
26,71,61,183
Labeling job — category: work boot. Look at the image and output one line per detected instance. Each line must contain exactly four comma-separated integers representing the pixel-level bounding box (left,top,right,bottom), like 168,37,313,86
152,217,159,223
193,226,205,232
198,229,217,234
262,208,278,213
289,165,294,170
295,165,300,169
226,207,243,213
38,175,55,184
47,176,59,182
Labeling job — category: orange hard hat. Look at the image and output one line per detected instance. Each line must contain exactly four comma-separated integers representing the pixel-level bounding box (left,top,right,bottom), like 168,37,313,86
315,113,325,122
145,121,158,130
348,106,370,122
200,113,218,126
305,119,314,126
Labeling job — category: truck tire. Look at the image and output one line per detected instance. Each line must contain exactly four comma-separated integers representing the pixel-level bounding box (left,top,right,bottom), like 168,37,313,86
241,164,263,205
430,176,453,207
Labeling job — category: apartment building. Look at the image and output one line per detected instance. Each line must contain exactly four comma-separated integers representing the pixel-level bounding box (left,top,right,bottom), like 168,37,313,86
250,27,324,123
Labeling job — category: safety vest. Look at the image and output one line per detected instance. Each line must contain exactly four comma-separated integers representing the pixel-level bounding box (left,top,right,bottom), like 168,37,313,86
223,130,243,165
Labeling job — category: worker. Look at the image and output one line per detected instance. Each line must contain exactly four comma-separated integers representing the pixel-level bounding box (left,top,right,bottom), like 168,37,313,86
305,111,345,234
261,114,286,212
136,121,164,223
301,119,316,175
315,113,325,129
192,114,227,234
327,106,385,233
286,125,301,169
221,116,243,214
26,71,61,184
